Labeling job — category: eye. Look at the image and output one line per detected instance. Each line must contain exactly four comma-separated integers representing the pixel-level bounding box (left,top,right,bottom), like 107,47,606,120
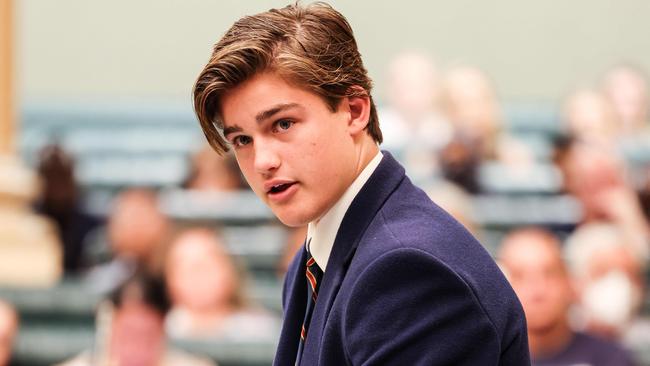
273,119,294,132
232,135,252,148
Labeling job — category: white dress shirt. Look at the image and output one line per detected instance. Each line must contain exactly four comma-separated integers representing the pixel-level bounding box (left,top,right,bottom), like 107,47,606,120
306,151,383,271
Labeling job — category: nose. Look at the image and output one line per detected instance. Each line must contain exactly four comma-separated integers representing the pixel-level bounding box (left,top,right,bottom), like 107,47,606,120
253,138,281,175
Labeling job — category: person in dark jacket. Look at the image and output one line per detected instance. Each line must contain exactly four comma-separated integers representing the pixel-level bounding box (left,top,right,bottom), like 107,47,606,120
193,3,530,365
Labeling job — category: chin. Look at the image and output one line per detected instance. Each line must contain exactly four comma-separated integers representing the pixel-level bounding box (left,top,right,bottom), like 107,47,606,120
276,214,310,228
273,208,314,228
527,319,558,334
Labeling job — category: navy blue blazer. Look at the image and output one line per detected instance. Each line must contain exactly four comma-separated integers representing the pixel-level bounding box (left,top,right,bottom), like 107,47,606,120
274,152,530,365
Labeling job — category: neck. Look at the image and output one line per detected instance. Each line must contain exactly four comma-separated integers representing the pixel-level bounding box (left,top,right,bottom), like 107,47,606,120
352,138,379,178
312,139,378,227
528,318,574,359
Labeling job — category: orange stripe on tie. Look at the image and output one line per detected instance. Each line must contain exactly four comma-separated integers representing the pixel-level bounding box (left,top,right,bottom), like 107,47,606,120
306,268,318,294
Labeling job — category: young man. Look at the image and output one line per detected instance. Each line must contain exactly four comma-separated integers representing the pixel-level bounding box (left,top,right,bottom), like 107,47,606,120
193,3,529,365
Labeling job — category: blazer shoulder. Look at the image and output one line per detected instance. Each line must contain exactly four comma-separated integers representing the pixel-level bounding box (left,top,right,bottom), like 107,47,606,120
349,184,528,360
351,245,501,335
342,247,502,365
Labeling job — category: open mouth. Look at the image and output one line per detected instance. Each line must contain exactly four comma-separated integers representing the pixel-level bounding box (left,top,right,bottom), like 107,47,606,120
268,182,296,194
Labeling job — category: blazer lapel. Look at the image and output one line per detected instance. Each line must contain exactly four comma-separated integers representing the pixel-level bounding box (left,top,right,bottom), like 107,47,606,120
274,245,309,365
302,152,406,362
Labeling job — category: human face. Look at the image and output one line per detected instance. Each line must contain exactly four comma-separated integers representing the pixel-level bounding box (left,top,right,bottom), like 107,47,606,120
501,237,572,333
109,192,168,258
167,232,236,310
220,72,361,226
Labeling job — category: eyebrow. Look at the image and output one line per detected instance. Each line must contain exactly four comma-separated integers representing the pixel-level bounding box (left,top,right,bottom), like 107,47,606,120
223,125,242,138
255,102,301,123
223,102,301,138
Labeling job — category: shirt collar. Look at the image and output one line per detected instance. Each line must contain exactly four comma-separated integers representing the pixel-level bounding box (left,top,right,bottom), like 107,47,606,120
307,150,383,271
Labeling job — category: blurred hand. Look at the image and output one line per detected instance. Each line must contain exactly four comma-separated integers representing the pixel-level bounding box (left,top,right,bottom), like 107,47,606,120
595,187,650,257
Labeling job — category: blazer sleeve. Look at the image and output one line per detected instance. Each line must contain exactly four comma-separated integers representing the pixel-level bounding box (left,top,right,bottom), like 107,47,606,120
342,248,504,366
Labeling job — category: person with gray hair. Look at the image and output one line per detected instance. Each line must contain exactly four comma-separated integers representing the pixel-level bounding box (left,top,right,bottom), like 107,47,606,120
565,223,650,351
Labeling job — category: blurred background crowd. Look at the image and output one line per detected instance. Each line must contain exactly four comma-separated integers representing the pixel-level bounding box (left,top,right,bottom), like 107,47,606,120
1,1,650,365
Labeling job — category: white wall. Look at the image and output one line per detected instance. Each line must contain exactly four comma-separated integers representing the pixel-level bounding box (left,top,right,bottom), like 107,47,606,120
15,0,650,103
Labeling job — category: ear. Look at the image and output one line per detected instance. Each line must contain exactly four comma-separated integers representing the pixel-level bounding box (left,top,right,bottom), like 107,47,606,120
344,86,371,136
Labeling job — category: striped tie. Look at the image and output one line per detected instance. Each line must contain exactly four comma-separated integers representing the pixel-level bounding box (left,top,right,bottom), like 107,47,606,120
295,241,323,365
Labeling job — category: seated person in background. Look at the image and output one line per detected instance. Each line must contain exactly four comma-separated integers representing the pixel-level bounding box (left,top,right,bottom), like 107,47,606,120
565,223,650,351
35,143,102,274
378,51,452,183
183,144,248,192
0,154,62,287
85,188,170,294
440,66,534,187
164,228,279,341
602,64,650,138
498,228,635,366
58,272,215,366
556,140,650,258
438,133,482,193
441,65,502,160
562,89,620,148
0,300,18,366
